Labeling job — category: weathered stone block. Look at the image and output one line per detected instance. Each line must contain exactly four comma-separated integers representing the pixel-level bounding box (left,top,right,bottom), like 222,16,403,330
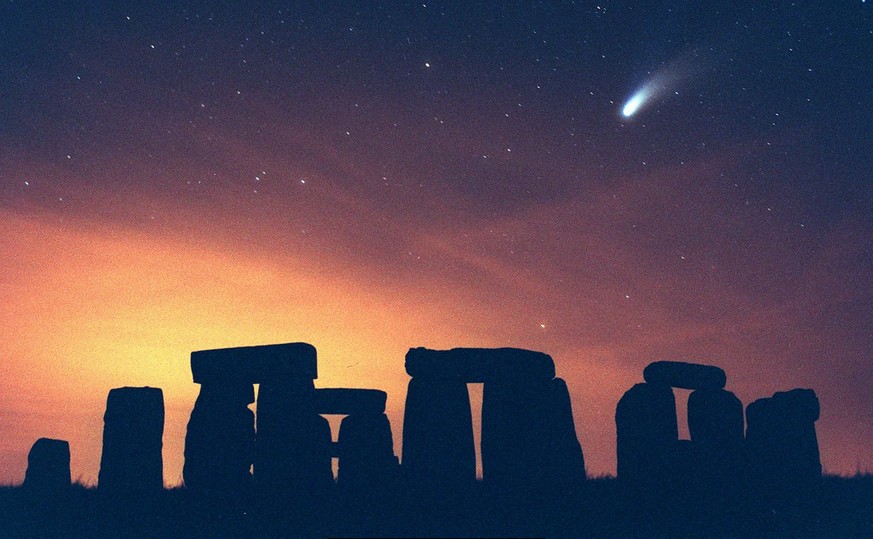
482,377,585,486
405,347,555,382
643,361,726,390
615,382,678,485
401,376,475,484
183,382,255,497
337,413,398,486
23,438,71,494
746,387,821,507
98,387,164,494
688,388,744,449
255,378,332,492
191,342,317,384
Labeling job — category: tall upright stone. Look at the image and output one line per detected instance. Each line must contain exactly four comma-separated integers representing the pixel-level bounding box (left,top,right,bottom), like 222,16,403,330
615,382,678,489
544,378,587,482
98,387,164,494
746,388,821,510
23,438,71,495
183,381,255,497
688,388,744,448
255,378,332,494
482,376,585,487
337,412,398,487
688,388,745,501
402,375,476,486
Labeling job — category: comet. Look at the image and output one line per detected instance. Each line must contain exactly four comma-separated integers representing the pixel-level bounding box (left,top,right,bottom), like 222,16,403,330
619,53,702,121
619,73,673,120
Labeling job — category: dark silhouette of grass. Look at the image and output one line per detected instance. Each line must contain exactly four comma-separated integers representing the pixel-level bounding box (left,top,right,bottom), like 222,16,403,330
0,474,870,537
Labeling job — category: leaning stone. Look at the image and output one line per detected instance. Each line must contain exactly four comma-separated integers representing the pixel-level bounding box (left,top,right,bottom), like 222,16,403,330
405,347,555,382
191,342,317,385
23,438,71,494
98,387,164,494
643,361,726,390
314,388,387,415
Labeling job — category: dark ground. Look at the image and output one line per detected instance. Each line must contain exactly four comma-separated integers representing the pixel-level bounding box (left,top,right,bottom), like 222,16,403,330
0,475,871,538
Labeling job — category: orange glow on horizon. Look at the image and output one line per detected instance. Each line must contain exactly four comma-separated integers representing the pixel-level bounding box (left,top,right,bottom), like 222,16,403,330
1,209,565,485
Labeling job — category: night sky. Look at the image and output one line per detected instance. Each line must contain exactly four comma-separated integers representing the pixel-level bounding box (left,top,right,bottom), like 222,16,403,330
1,1,871,486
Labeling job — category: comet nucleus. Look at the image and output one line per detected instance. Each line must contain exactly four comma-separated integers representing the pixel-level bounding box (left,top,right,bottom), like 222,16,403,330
621,91,648,118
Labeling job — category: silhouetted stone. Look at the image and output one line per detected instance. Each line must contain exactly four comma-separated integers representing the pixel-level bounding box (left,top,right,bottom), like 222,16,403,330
255,378,332,493
402,376,475,485
191,342,317,384
615,383,678,488
405,347,555,382
688,388,744,449
773,387,820,422
547,378,587,482
482,377,585,487
643,361,727,390
688,388,745,503
183,381,255,498
337,413,399,486
98,387,164,494
23,438,70,494
746,388,821,511
314,388,386,415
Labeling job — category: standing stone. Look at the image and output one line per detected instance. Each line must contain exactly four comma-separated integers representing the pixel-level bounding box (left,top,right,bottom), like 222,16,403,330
183,381,255,498
337,412,398,487
545,378,586,483
401,376,475,485
98,387,164,494
688,388,745,504
255,378,332,493
482,377,585,487
615,383,678,488
643,361,727,390
688,389,744,448
23,438,71,494
745,388,821,510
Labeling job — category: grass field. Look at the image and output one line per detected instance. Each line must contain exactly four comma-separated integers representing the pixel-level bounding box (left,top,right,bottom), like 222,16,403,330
1,474,870,537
